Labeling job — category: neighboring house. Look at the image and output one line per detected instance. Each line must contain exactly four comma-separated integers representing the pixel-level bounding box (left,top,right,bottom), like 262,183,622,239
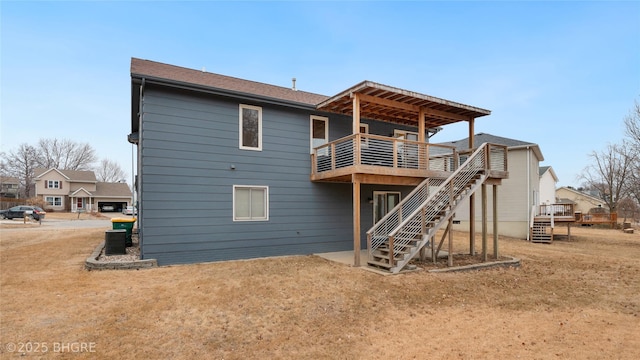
539,166,559,205
556,186,607,214
442,133,544,240
0,176,20,198
34,168,132,212
128,58,509,269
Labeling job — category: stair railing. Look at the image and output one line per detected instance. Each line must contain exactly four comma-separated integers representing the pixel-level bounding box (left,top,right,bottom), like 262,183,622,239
367,143,501,268
384,144,489,265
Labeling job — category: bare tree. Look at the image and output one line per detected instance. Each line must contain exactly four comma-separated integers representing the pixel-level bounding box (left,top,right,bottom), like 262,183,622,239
0,144,39,197
581,142,635,212
94,159,127,183
624,100,640,207
36,138,97,171
624,99,640,146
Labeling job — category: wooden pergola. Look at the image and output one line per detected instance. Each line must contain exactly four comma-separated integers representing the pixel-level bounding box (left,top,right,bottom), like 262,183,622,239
315,81,498,266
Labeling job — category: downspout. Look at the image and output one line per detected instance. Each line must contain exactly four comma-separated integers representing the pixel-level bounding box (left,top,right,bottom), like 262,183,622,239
526,146,530,241
138,78,145,258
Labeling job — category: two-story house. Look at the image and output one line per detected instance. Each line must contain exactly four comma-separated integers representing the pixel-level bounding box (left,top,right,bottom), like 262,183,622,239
440,133,544,240
128,58,509,272
34,168,132,212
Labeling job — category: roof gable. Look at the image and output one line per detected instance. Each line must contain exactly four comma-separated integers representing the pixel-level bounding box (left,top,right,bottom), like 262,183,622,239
35,168,96,182
35,168,70,180
539,166,559,182
556,187,604,204
71,187,93,197
439,133,544,161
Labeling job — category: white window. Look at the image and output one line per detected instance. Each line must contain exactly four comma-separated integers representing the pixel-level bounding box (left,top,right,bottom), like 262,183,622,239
310,115,329,154
46,196,62,206
47,180,61,189
239,104,262,151
373,191,401,223
393,129,419,141
233,185,269,221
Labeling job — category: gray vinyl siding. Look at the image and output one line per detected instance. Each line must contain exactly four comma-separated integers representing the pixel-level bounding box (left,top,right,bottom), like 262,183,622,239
139,87,359,265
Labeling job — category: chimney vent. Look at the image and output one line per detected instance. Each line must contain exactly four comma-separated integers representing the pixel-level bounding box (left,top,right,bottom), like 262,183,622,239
292,78,297,91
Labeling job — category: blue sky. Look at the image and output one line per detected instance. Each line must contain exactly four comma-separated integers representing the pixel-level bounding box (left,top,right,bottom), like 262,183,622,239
2,1,639,187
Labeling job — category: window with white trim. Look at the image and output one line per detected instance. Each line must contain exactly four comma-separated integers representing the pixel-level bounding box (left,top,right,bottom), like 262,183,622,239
46,196,62,206
47,180,61,189
310,115,329,154
239,104,262,151
233,185,269,221
393,129,419,141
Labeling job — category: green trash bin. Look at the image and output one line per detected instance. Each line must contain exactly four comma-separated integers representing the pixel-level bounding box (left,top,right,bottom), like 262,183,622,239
111,218,136,247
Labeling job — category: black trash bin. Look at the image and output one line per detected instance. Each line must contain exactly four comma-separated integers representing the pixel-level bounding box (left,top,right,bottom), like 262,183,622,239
105,229,127,255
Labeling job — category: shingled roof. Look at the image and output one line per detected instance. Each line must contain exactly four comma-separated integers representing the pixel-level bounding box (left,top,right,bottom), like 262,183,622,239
439,133,545,161
93,182,132,198
130,58,495,136
131,58,328,106
34,168,97,182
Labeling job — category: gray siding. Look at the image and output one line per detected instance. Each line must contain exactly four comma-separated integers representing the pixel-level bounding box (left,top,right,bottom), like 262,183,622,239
139,87,357,265
138,86,424,265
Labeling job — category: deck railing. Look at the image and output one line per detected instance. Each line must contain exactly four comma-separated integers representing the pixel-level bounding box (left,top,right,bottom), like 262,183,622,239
577,212,617,225
538,203,575,217
311,134,459,175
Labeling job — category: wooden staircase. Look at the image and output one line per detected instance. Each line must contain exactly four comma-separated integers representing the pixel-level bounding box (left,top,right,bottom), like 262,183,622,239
366,144,494,274
531,219,553,243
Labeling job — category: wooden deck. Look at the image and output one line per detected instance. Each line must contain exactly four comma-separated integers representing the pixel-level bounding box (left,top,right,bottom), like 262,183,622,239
531,204,618,242
310,134,508,185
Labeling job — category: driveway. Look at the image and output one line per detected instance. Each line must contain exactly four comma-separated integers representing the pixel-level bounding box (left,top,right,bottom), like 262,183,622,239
0,212,135,230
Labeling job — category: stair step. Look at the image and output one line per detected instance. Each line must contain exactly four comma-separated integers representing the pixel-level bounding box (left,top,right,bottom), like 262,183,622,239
367,260,393,269
375,247,410,255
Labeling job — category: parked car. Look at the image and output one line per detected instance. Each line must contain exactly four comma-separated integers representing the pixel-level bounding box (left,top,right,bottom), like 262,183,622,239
101,205,115,212
0,206,47,220
122,206,137,216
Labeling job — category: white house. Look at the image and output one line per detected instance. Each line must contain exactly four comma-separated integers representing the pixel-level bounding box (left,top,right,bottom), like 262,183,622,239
442,133,544,239
539,166,559,205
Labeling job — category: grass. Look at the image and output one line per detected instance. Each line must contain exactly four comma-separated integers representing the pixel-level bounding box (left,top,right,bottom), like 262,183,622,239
1,224,639,359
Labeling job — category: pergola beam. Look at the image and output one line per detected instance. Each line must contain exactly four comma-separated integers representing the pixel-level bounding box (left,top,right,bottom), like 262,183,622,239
356,93,473,124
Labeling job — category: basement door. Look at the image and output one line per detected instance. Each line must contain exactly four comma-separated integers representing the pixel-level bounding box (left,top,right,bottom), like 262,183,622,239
373,191,401,223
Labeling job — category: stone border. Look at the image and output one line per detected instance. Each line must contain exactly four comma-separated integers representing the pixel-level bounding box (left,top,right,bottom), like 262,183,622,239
85,241,158,270
427,256,520,273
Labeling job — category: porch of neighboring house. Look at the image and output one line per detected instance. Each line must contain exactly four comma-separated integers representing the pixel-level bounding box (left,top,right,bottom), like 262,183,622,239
70,189,94,213
530,203,576,243
310,81,509,274
530,203,619,243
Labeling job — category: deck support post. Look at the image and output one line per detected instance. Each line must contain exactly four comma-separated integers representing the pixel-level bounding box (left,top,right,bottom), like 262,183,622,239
470,194,475,255
493,184,498,259
448,217,453,267
352,93,362,267
468,118,475,256
353,176,361,267
481,183,488,262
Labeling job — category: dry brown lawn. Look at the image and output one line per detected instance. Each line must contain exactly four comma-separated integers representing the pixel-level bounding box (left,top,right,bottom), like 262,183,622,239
1,222,639,359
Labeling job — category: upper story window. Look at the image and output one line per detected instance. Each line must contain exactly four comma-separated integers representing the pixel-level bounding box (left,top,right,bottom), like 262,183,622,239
46,180,61,189
239,104,262,151
394,129,419,142
310,116,329,154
